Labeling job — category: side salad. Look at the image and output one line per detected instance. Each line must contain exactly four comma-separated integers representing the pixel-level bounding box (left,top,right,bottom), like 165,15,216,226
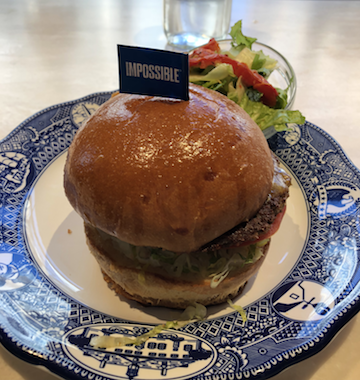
189,20,305,133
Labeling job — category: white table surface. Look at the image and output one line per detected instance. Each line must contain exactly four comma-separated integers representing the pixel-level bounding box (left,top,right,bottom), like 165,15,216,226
1,0,360,379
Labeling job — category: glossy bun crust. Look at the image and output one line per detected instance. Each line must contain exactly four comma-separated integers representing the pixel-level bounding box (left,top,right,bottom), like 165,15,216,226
64,84,274,253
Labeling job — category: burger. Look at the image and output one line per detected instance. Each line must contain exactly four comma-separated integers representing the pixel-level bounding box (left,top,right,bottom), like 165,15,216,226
64,84,291,309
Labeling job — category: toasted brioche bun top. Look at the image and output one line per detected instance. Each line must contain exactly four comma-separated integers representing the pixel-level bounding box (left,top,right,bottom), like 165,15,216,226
64,84,274,252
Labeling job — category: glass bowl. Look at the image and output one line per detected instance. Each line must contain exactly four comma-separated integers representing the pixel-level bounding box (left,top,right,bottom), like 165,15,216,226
191,39,297,111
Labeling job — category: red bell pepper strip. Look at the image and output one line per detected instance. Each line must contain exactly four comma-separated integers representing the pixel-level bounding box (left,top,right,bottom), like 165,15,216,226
189,38,279,108
196,38,221,53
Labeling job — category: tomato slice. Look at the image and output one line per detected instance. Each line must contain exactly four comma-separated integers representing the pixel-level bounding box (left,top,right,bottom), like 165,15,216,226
189,41,278,108
234,206,287,248
257,205,286,241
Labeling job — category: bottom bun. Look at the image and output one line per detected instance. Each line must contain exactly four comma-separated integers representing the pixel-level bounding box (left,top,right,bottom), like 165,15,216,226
85,224,270,309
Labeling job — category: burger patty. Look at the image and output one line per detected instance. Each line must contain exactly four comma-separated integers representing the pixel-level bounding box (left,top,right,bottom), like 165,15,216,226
201,155,291,252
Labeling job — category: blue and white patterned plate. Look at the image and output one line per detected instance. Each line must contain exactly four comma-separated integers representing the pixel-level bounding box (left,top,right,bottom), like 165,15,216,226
1,92,360,380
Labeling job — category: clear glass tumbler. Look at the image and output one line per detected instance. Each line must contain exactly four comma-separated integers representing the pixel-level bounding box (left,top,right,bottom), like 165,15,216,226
163,0,232,50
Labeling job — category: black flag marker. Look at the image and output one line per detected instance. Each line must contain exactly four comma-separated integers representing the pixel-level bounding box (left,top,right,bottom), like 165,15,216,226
118,45,189,101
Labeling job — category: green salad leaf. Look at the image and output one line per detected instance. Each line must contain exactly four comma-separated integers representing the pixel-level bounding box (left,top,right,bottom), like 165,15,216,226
189,63,235,83
251,50,277,71
190,63,237,94
239,92,305,131
229,20,257,50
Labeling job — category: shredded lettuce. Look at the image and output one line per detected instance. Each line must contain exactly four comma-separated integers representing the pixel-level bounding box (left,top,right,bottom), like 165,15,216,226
257,238,270,248
227,299,247,322
90,331,156,349
210,267,230,288
131,241,266,287
102,227,265,283
179,302,207,321
138,270,146,284
90,303,207,349
210,252,243,288
94,226,268,289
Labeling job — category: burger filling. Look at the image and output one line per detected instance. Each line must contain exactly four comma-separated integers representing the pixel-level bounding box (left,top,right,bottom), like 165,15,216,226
202,154,291,251
85,155,290,289
86,223,269,288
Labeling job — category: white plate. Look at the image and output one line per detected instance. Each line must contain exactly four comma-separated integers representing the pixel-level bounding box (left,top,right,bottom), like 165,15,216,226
1,92,360,380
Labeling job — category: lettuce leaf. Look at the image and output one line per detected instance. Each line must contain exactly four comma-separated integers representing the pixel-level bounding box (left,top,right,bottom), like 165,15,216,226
252,50,278,71
189,63,235,82
229,20,257,50
233,47,277,74
233,47,255,68
189,64,237,94
239,92,305,131
227,76,245,104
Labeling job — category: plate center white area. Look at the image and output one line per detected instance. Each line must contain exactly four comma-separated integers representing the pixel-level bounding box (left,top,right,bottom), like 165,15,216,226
24,152,308,324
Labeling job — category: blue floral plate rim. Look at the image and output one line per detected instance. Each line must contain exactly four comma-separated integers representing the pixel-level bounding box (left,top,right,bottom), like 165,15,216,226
0,91,359,380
